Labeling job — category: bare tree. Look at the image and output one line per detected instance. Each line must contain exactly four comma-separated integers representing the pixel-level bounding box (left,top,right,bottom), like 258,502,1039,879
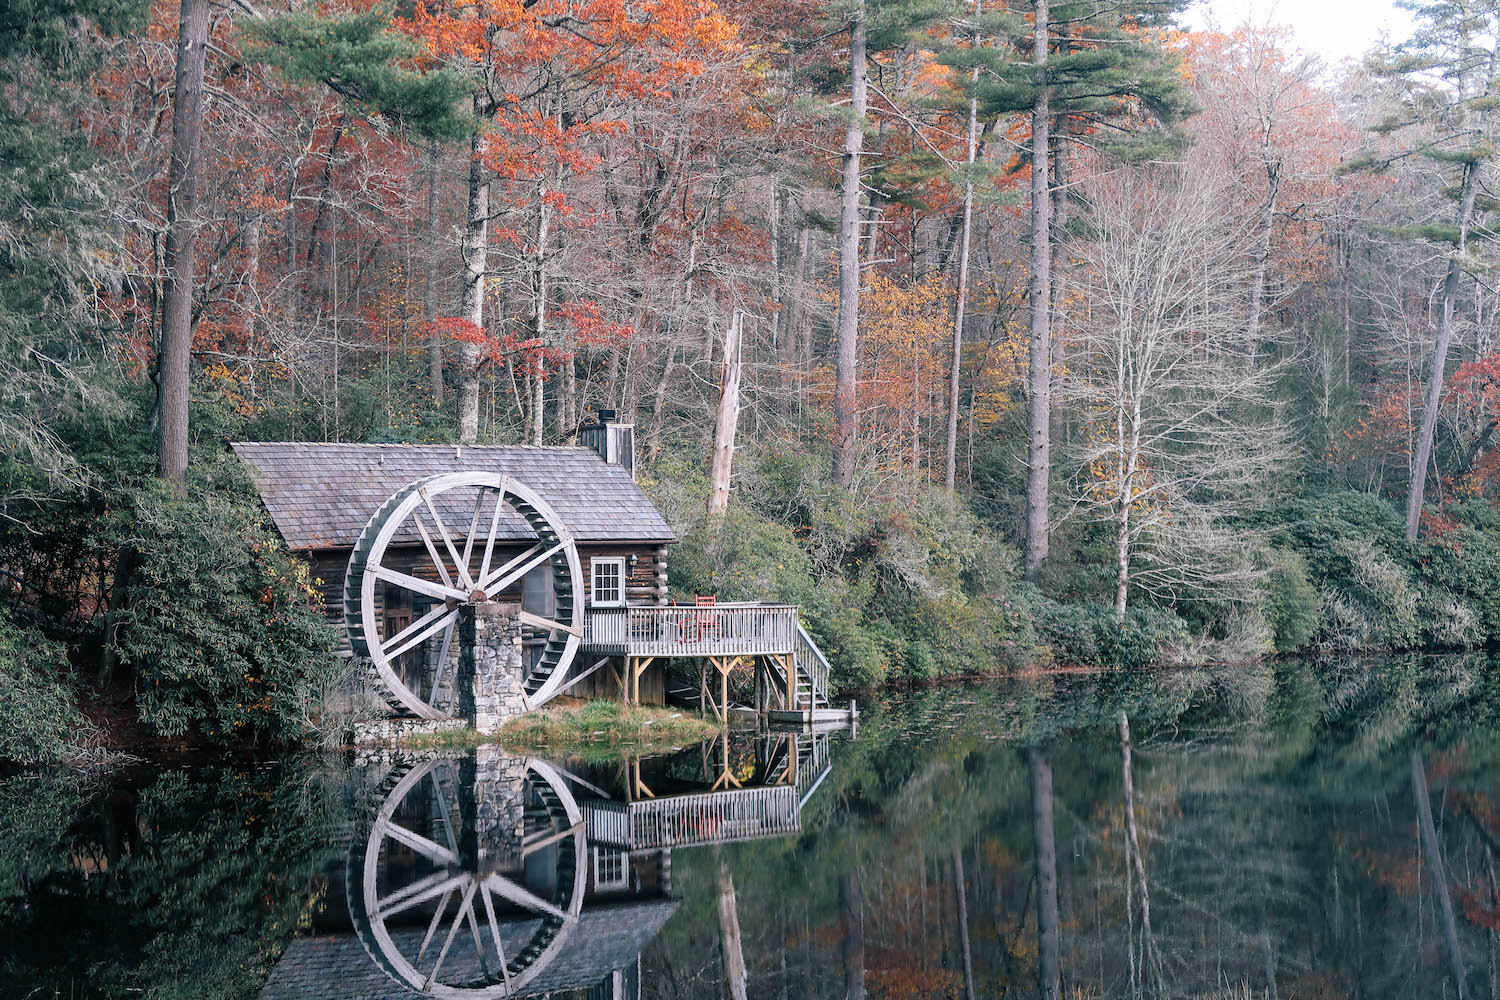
832,2,867,489
1024,0,1052,579
1061,163,1294,616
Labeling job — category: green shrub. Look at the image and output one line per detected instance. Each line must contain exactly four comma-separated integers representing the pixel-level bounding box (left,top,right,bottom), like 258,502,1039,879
0,608,84,764
1264,548,1321,652
1034,599,1186,669
103,473,340,744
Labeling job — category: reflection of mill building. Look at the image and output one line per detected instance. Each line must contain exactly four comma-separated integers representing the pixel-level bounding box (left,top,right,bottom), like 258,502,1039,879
259,734,838,999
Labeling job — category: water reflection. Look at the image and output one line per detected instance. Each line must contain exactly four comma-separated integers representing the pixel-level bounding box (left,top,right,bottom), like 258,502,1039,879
9,655,1500,998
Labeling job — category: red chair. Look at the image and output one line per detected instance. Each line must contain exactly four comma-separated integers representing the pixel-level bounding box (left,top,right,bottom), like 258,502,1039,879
685,595,717,644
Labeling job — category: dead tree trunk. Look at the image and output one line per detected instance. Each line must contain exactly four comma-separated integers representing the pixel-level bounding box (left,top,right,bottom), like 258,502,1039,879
952,841,976,1000
1029,745,1062,1000
1413,752,1470,1000
839,869,865,1000
832,4,867,489
717,849,749,1000
1120,711,1162,995
155,0,209,486
1024,0,1052,578
708,311,744,519
945,10,980,495
425,142,444,405
457,98,491,445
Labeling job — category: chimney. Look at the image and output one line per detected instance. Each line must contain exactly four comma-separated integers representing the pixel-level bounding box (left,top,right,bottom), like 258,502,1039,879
580,408,635,479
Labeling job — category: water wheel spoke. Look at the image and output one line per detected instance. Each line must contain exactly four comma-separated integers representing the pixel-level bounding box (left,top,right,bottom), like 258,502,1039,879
461,893,492,978
411,509,456,592
475,544,541,597
378,872,466,922
380,818,460,867
419,486,474,590
460,489,489,578
521,820,584,857
480,540,567,597
483,873,569,921
429,769,460,857
417,883,460,960
370,565,466,604
517,609,582,638
382,603,458,661
424,878,479,991
478,482,509,585
428,618,457,708
384,607,461,663
480,880,514,989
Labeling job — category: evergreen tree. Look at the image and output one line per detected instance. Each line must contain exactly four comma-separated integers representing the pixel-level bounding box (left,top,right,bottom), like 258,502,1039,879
1360,0,1500,539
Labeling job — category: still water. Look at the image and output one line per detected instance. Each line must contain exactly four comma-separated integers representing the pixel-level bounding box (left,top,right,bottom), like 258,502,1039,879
5,655,1500,999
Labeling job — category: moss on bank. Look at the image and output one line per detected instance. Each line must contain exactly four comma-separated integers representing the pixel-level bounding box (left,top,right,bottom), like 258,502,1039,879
399,701,721,757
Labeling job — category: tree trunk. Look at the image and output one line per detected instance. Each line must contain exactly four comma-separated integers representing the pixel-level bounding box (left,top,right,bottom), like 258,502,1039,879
1413,752,1470,1000
952,842,976,1000
1024,0,1052,578
832,4,867,489
1247,163,1279,349
1120,712,1162,995
425,142,444,405
155,0,210,486
945,22,980,494
708,312,744,519
1029,745,1062,1000
457,100,490,445
717,849,749,1000
1407,39,1497,539
532,185,550,447
839,869,865,1000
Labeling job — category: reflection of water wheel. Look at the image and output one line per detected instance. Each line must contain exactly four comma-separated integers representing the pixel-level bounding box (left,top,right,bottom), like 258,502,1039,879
343,473,584,718
348,755,586,999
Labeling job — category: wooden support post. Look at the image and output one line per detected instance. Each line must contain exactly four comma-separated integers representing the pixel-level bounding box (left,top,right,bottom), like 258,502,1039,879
720,656,729,723
699,660,707,718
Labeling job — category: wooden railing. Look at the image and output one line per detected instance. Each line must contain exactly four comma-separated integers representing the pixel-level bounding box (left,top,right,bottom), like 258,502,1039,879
583,603,799,658
794,622,832,708
580,785,800,850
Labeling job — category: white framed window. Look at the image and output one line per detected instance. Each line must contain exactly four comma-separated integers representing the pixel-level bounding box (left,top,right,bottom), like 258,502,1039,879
593,847,629,892
591,557,626,607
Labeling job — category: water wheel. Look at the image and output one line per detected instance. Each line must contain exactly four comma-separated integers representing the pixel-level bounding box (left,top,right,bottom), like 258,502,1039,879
343,472,584,719
347,755,587,998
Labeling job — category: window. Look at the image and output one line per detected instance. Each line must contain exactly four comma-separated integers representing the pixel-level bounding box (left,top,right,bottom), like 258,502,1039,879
593,847,629,891
591,557,626,607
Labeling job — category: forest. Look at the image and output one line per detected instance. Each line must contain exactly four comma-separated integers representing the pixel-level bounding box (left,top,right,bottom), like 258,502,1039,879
4,0,1500,758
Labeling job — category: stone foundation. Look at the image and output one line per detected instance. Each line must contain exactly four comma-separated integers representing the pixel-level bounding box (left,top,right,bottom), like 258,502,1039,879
350,716,466,747
464,603,532,732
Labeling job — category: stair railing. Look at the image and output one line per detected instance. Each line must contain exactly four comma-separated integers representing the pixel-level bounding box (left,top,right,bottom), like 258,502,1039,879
794,622,832,709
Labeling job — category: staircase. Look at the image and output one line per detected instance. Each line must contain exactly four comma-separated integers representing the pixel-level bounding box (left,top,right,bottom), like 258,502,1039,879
792,623,831,711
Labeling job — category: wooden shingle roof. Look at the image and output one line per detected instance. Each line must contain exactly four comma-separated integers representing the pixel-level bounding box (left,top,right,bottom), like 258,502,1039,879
232,442,674,551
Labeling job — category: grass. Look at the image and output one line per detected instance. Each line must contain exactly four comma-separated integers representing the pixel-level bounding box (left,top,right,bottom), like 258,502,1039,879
397,701,722,758
499,701,721,758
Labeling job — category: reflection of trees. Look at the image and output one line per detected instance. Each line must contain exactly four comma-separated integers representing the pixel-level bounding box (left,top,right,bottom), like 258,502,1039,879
642,653,1500,1000
0,764,352,998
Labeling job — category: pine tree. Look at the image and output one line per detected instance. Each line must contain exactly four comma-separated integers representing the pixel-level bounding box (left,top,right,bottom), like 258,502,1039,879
1361,0,1500,539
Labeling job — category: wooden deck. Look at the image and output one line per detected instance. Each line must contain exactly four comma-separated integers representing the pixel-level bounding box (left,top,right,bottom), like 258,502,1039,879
581,602,799,658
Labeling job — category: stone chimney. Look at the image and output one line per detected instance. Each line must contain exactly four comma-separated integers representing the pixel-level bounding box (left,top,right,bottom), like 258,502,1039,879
579,408,635,479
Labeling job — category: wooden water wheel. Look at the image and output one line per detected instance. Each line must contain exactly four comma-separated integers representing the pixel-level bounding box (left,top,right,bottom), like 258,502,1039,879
343,472,584,719
347,755,587,998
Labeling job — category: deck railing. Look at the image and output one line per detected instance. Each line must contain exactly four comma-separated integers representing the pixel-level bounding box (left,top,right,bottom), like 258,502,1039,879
580,785,800,850
794,622,832,708
583,603,799,658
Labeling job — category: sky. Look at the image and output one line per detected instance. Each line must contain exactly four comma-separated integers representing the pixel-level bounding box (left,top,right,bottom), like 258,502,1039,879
1181,0,1418,66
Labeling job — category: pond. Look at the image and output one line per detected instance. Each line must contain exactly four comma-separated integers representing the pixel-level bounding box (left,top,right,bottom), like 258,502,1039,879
4,654,1500,999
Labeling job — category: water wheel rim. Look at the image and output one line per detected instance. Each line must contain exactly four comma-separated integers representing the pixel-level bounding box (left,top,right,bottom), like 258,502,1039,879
350,756,587,998
345,472,584,719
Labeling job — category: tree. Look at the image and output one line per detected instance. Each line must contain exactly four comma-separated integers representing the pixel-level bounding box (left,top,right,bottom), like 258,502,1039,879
832,0,869,489
974,0,1193,578
1363,1,1500,538
154,0,209,487
1061,163,1292,616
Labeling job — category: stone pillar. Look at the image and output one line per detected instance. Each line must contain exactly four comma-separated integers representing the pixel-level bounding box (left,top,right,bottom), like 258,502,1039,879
468,602,532,732
472,747,528,873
